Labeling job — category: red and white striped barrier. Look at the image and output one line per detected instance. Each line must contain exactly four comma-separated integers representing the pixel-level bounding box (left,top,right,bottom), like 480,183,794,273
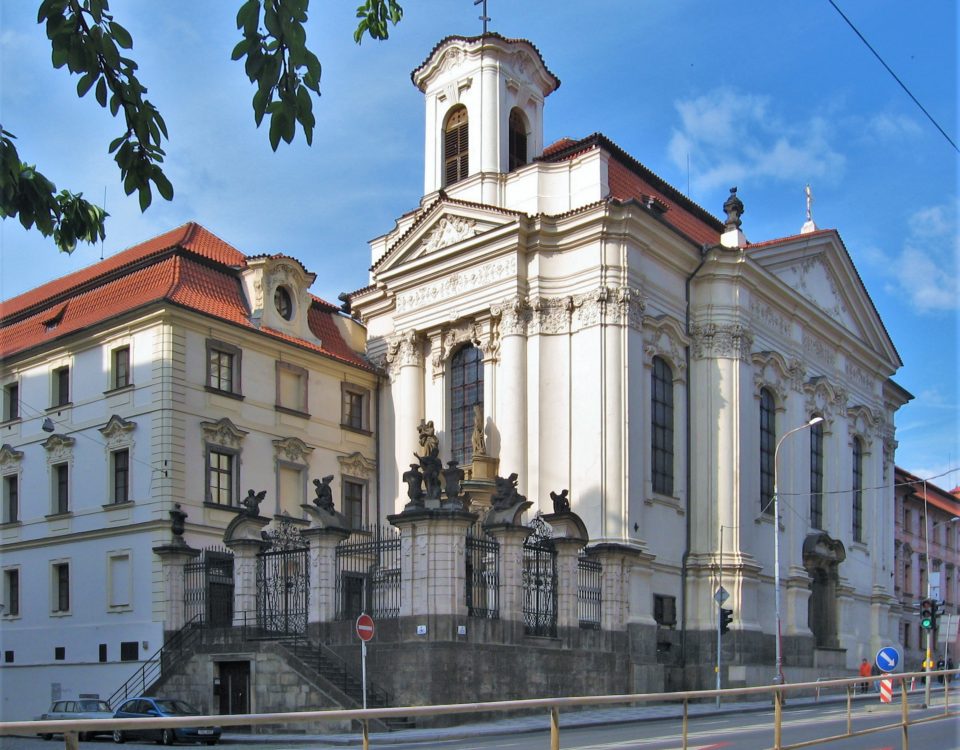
880,675,893,703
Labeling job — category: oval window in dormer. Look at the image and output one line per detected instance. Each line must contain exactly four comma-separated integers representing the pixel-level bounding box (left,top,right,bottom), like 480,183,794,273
274,286,293,320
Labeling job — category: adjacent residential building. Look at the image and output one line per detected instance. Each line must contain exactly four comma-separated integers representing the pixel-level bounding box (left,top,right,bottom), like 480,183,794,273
893,468,960,668
0,224,377,720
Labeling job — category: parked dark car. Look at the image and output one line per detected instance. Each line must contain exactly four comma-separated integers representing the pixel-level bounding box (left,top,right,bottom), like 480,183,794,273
37,699,114,741
112,697,220,745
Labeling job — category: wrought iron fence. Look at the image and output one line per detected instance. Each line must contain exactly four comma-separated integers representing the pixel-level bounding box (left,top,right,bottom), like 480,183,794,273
184,547,235,627
466,522,500,618
335,525,401,620
522,515,557,637
577,550,602,630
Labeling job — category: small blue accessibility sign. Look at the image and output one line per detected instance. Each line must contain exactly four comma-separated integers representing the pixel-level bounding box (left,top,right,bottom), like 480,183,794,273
875,646,900,672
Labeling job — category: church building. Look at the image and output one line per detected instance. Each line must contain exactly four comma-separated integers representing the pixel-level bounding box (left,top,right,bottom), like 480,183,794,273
351,32,909,680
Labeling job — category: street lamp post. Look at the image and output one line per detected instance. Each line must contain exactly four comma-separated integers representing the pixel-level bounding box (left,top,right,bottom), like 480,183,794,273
772,416,823,686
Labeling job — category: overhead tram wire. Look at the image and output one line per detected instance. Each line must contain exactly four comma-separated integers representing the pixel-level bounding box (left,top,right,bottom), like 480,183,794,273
827,0,958,152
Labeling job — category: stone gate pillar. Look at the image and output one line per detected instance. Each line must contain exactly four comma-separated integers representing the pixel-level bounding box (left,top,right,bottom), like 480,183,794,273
223,512,271,627
590,543,656,632
389,508,478,618
302,524,351,624
153,544,199,632
553,537,586,631
484,523,533,625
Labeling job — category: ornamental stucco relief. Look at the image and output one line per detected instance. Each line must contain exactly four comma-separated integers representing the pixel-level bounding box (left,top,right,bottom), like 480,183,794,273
530,295,575,335
430,320,484,378
272,436,314,464
750,300,792,338
844,362,874,392
338,451,376,480
847,404,881,447
43,433,76,462
0,444,23,472
395,256,517,314
98,414,136,448
803,377,847,423
643,316,688,376
438,46,465,75
802,332,837,369
422,215,478,254
690,323,754,361
491,296,531,337
200,417,248,449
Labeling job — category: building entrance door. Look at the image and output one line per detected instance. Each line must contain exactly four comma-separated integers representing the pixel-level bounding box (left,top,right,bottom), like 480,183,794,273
217,661,249,723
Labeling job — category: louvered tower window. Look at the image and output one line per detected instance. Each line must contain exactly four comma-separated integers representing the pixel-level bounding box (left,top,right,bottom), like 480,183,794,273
508,109,528,171
444,107,469,186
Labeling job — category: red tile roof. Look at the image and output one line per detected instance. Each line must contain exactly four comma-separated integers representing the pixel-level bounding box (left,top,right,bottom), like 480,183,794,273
0,223,372,371
540,134,723,247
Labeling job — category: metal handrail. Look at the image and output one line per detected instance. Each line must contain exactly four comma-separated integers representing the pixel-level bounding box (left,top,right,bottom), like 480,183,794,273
9,669,957,750
106,615,204,707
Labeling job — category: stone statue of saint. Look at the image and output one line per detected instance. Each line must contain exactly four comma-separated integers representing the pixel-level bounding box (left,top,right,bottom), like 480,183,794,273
169,503,187,540
550,489,570,514
471,405,486,456
805,184,814,223
418,419,439,457
241,489,266,516
312,475,335,513
402,463,425,507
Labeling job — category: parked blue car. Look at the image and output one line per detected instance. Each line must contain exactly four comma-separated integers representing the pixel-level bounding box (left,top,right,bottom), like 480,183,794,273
112,697,220,745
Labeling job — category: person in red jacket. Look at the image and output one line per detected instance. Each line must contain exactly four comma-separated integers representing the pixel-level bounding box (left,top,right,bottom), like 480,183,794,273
859,658,872,693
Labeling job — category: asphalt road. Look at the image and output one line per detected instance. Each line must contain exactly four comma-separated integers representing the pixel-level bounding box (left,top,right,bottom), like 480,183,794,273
3,700,956,750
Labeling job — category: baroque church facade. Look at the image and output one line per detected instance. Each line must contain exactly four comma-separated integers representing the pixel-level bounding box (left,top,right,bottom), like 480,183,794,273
352,33,908,678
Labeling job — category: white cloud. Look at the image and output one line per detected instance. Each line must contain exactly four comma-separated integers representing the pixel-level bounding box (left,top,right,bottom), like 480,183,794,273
860,113,923,142
667,88,845,194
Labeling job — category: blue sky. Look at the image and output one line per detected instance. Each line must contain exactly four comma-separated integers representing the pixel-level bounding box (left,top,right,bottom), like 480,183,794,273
1,1,957,487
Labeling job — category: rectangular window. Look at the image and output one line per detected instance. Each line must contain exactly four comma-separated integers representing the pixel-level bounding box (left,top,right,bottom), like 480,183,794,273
653,594,676,627
111,449,130,504
810,422,824,529
52,366,70,407
108,554,131,608
341,384,369,432
3,475,18,523
276,362,308,414
3,569,19,617
112,346,131,389
3,651,12,663
206,340,242,395
651,357,674,496
3,383,18,421
759,389,775,513
343,479,364,529
120,641,139,661
207,450,235,506
99,644,108,662
54,646,65,661
852,438,864,543
52,463,69,515
278,464,304,516
52,562,70,613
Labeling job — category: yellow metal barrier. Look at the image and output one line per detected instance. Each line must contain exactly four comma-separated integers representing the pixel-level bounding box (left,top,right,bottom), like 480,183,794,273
2,669,956,750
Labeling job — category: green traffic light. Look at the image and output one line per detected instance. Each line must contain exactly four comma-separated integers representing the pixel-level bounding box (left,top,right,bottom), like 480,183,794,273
921,616,933,629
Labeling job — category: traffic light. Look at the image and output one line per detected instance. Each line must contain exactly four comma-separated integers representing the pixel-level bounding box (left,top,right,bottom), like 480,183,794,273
719,607,733,636
919,598,935,630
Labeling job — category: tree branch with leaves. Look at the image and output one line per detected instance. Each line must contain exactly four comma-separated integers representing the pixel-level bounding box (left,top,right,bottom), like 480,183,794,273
0,0,402,253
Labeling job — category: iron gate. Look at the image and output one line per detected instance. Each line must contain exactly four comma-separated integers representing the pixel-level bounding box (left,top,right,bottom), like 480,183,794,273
335,525,401,620
522,514,557,637
466,521,500,618
184,547,234,627
256,521,309,635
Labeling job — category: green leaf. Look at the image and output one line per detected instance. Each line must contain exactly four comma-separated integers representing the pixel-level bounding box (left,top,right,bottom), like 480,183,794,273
138,183,152,212
152,169,174,201
109,21,133,50
95,77,108,106
76,71,97,97
231,38,249,61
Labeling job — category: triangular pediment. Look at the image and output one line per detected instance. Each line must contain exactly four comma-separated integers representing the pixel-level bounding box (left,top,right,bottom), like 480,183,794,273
749,230,901,369
373,198,522,278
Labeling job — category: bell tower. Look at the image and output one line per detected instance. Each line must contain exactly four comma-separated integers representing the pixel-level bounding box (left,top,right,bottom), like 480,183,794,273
412,34,560,202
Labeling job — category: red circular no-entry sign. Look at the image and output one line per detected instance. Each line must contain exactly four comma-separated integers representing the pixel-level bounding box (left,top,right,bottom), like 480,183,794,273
355,613,375,642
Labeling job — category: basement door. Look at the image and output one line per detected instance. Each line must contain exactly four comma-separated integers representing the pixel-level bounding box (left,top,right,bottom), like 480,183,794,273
217,661,250,719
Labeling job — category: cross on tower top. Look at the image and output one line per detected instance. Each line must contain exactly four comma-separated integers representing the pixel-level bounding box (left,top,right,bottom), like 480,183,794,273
474,0,490,34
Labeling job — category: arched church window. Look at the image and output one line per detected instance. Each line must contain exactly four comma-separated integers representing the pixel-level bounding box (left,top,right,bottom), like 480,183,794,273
508,108,528,171
450,344,483,465
759,388,775,513
852,436,863,543
651,356,674,496
810,417,824,529
444,106,469,187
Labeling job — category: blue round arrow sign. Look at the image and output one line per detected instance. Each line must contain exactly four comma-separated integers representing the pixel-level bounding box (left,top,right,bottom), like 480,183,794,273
875,646,900,672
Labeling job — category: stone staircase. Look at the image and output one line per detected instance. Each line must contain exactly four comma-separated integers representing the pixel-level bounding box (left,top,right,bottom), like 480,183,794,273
277,637,415,731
